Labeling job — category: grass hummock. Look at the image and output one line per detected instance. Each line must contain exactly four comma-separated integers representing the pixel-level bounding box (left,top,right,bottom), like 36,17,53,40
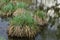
7,11,40,38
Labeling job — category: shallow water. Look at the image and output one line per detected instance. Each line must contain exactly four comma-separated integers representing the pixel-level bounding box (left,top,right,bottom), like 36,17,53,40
0,18,9,40
0,18,60,40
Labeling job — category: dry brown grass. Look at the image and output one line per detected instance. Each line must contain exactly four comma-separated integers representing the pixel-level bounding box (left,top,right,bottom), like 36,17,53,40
13,8,26,16
33,15,47,25
7,25,40,38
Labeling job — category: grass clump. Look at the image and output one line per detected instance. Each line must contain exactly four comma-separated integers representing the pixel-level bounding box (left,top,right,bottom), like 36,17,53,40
0,1,29,18
0,0,10,5
8,11,40,38
0,0,10,3
10,12,37,27
16,2,28,9
36,10,46,19
0,0,10,9
1,2,15,13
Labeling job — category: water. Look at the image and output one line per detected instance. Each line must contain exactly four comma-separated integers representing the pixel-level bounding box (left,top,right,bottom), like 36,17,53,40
35,27,58,40
0,18,9,40
0,18,60,40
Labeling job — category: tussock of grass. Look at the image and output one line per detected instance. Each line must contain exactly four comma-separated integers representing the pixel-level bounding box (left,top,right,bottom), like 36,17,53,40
0,0,47,38
10,11,36,27
1,2,15,13
7,25,39,38
0,1,28,17
0,0,10,8
16,2,28,9
7,11,40,38
36,10,46,19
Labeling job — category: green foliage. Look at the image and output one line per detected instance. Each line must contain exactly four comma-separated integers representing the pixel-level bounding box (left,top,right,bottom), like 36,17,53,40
10,11,36,27
16,2,27,8
23,12,35,26
0,0,10,3
1,2,15,12
1,2,28,13
10,16,24,26
36,10,46,19
0,0,10,5
0,0,10,8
